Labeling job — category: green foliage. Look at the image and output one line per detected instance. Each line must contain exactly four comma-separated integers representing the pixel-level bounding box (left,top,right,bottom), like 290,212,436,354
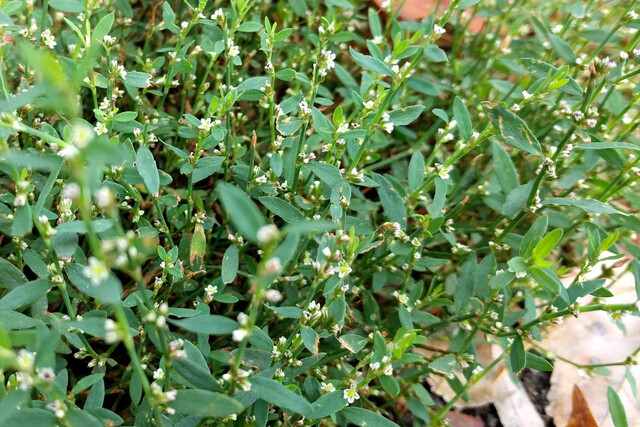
0,0,638,425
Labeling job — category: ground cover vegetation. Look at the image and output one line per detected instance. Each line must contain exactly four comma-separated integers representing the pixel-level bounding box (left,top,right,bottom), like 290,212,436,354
0,0,639,425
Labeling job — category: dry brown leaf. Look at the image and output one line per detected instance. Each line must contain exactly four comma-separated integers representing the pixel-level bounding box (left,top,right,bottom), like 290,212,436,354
545,267,640,427
444,411,484,427
423,342,544,427
567,385,598,427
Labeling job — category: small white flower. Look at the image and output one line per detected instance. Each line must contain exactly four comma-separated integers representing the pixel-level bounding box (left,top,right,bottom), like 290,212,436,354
16,349,35,371
257,224,279,244
232,328,249,342
205,285,218,296
522,90,533,100
299,100,312,115
71,122,94,148
337,261,352,278
343,387,360,404
265,289,282,302
41,29,57,49
369,362,380,371
84,257,109,285
198,117,214,132
153,368,165,380
95,187,113,208
320,382,336,393
265,257,282,274
433,24,446,36
94,122,107,135
227,38,239,57
337,122,349,133
37,367,56,383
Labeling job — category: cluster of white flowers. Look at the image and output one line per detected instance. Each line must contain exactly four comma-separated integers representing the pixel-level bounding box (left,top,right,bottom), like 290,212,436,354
319,50,336,76
41,28,57,49
227,38,240,57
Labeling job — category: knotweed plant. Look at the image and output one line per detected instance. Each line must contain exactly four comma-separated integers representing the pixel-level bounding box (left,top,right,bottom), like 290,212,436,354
0,0,639,425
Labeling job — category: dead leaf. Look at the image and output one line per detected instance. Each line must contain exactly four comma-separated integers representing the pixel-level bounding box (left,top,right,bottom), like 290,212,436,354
423,341,545,426
567,385,598,427
545,261,640,427
444,411,484,427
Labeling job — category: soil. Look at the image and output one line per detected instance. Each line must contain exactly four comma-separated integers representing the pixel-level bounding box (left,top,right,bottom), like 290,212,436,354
519,368,554,427
428,367,556,427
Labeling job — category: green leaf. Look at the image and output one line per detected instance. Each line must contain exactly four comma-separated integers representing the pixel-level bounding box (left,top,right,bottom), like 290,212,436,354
65,264,122,303
92,13,115,41
549,34,577,63
510,337,526,373
275,68,296,81
502,180,533,216
520,58,582,96
221,245,239,284
12,205,32,236
0,280,51,310
458,0,481,7
349,47,393,76
237,21,263,32
520,215,549,259
453,97,472,140
311,106,334,134
162,1,180,33
525,352,553,371
49,0,85,13
432,177,448,218
424,44,448,63
607,386,628,427
114,111,137,122
482,103,542,155
305,162,341,187
124,71,151,88
136,146,160,196
489,270,515,290
308,390,347,419
368,7,382,36
429,354,457,374
632,260,640,302
532,228,563,260
337,334,367,353
379,375,400,397
72,373,104,395
373,173,407,230
300,325,319,354
529,266,561,294
169,315,238,335
0,258,28,290
217,183,266,243
408,151,425,192
4,408,57,426
407,77,439,96
192,156,224,183
576,142,640,151
172,359,220,392
455,258,477,313
341,407,399,427
388,105,425,126
250,376,312,416
170,389,243,418
492,141,518,193
277,116,303,136
542,198,628,215
259,196,305,223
